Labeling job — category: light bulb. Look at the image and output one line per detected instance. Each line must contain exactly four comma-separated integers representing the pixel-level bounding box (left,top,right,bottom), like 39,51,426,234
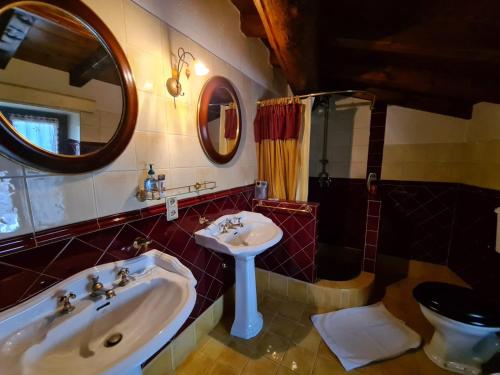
193,60,209,76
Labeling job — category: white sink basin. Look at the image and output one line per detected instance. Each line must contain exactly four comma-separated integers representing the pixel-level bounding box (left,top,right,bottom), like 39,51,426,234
195,211,282,339
194,211,283,258
0,250,196,375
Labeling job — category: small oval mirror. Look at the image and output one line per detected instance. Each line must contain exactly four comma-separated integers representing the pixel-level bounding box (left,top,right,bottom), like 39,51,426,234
197,76,241,164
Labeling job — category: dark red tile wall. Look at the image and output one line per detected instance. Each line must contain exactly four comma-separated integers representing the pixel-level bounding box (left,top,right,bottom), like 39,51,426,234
378,181,457,264
308,177,367,250
0,185,255,316
363,200,381,273
252,199,319,283
448,185,500,308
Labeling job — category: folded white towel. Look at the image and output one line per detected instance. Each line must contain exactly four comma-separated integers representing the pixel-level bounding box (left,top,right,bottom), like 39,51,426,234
311,302,421,371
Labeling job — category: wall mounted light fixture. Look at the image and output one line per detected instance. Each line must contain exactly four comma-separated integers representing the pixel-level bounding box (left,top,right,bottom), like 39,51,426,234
166,47,209,101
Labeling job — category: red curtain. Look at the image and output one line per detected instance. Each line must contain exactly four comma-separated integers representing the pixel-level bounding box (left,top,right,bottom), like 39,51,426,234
224,108,238,139
254,102,302,142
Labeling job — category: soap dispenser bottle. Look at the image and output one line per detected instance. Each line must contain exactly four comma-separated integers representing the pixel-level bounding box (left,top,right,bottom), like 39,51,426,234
144,164,157,197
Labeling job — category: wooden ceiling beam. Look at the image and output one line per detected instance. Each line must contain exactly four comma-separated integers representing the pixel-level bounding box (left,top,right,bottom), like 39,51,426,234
331,38,500,67
69,48,115,87
240,13,266,38
253,0,320,92
326,63,500,104
0,9,34,69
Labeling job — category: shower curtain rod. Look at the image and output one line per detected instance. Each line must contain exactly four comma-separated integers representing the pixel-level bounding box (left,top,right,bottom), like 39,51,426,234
256,89,376,107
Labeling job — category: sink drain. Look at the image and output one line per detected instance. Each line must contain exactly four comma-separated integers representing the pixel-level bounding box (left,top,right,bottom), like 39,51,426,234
104,333,123,347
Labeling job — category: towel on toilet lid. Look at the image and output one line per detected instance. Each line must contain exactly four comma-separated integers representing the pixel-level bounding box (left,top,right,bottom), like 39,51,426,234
311,303,421,371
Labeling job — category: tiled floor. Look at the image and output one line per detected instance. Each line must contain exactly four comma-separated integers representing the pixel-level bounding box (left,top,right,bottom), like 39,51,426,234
173,263,467,375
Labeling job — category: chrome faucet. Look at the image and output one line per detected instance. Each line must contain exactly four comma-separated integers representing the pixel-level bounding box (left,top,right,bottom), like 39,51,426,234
199,216,213,226
58,292,76,314
89,276,116,299
133,237,152,252
117,268,131,287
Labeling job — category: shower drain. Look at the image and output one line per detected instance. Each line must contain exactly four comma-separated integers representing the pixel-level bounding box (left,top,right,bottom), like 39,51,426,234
104,333,123,347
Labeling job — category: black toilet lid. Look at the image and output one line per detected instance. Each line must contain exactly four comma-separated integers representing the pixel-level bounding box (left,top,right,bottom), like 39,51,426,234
413,282,500,327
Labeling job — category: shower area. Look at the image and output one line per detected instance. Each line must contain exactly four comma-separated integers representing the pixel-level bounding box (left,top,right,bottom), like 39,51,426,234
308,94,372,281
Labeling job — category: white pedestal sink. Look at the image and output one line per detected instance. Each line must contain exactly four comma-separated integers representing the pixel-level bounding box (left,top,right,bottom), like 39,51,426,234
195,211,283,339
0,250,196,375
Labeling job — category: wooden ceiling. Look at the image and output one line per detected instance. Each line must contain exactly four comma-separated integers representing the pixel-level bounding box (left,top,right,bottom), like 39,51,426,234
231,0,500,118
0,5,120,87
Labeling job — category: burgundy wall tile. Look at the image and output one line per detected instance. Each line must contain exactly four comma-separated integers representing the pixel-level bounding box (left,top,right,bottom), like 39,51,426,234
308,177,367,250
78,226,121,251
0,263,40,309
0,185,253,319
448,185,500,308
21,274,61,301
129,215,161,237
104,225,146,260
0,239,69,272
378,181,457,264
43,239,104,279
253,199,318,283
363,259,376,273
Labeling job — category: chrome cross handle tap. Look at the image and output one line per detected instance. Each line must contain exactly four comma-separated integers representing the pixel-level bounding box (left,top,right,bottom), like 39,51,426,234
58,292,76,314
90,276,116,299
133,237,152,251
117,268,131,287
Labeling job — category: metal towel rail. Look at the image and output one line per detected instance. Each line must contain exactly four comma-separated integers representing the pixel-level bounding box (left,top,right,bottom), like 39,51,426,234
255,201,312,214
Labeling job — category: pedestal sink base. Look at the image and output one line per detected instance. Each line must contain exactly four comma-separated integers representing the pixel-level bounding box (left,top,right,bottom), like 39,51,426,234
193,212,284,340
231,256,263,339
231,312,263,339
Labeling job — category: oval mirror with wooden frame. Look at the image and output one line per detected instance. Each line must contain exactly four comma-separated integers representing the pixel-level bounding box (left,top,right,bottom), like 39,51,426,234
197,76,241,164
0,0,137,173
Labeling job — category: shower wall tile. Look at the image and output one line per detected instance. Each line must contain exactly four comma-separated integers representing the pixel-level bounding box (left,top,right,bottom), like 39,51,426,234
308,177,367,250
448,185,500,307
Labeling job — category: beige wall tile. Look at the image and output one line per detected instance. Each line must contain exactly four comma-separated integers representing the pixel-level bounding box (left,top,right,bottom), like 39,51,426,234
287,278,308,302
93,171,142,217
269,272,287,296
172,323,196,368
256,267,270,292
195,306,214,343
143,344,174,375
27,174,96,231
0,176,34,239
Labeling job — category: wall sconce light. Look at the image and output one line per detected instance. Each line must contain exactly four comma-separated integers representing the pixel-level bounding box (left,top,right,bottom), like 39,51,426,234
166,47,209,100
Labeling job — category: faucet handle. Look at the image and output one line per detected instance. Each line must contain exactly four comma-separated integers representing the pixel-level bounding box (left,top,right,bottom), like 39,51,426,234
90,275,103,291
58,292,76,313
59,292,76,302
117,268,130,287
133,237,152,250
118,268,129,276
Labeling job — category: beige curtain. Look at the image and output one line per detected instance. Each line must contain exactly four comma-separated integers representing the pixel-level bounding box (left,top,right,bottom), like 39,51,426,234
255,98,303,200
295,97,313,201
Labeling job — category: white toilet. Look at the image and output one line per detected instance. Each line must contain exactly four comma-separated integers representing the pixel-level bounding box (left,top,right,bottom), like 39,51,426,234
413,282,500,375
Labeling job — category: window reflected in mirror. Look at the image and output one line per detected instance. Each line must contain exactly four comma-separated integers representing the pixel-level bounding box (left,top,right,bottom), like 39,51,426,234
206,87,239,155
0,3,123,156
